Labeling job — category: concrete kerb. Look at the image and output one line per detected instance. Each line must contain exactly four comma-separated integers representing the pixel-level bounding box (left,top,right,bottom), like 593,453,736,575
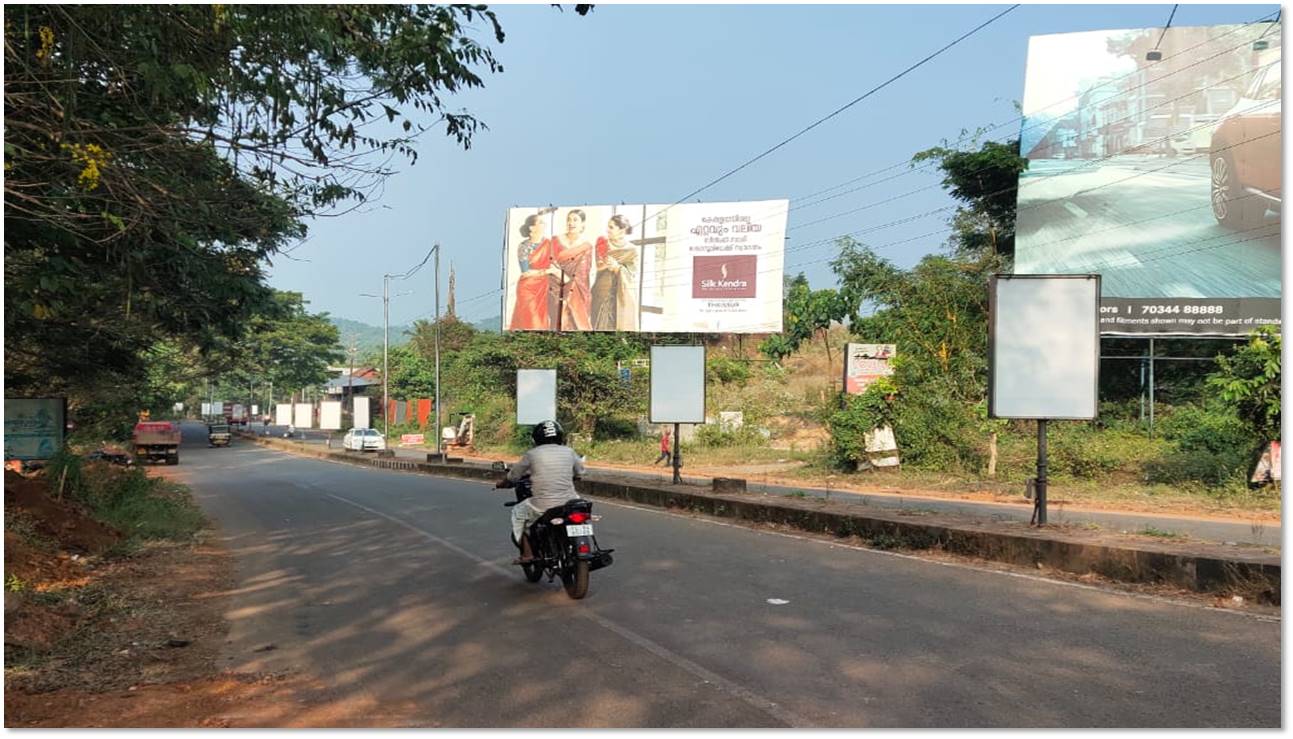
236,432,1280,601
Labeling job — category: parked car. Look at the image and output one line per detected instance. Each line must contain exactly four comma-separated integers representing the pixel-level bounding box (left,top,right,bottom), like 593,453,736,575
343,428,386,452
1210,59,1281,227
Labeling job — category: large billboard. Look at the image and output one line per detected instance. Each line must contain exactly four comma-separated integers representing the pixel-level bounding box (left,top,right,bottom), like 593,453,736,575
1015,23,1280,336
502,200,787,334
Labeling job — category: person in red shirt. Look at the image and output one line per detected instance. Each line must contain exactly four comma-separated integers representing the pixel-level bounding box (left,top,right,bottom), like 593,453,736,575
653,428,672,465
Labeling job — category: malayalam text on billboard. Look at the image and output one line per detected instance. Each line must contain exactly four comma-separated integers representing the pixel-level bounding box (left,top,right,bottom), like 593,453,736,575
502,200,788,334
1014,23,1281,335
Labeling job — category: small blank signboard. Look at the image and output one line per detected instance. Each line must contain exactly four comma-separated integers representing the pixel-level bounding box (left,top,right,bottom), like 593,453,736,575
989,274,1100,420
517,369,557,425
275,403,293,426
319,401,342,430
353,396,370,429
293,402,313,429
650,345,706,424
201,402,211,417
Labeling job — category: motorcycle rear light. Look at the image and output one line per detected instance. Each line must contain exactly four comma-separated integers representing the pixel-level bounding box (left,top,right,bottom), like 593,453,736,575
567,512,589,524
578,543,590,554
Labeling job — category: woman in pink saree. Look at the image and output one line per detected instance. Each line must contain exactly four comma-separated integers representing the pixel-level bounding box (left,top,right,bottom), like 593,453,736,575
553,209,594,331
508,211,563,331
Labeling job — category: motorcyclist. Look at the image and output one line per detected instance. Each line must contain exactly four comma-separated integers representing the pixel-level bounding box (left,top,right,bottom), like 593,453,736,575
499,419,585,564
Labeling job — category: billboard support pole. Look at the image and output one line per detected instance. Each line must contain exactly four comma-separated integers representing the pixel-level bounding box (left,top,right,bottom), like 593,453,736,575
672,422,682,485
1148,338,1156,438
1034,419,1048,526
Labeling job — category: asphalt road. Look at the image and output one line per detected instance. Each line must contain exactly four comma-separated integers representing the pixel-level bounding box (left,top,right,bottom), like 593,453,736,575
173,424,1280,727
1015,155,1281,299
238,423,1281,546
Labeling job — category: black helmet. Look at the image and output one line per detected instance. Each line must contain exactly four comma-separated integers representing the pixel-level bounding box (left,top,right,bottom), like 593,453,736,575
531,420,564,446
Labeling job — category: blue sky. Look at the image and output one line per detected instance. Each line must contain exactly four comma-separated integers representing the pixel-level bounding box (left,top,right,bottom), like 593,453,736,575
266,3,1278,328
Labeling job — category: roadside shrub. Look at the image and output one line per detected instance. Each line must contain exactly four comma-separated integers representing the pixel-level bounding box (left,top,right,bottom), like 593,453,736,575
1047,427,1138,477
594,416,640,441
1143,450,1247,488
887,387,983,472
693,422,764,448
707,356,751,387
1157,402,1253,458
828,378,899,469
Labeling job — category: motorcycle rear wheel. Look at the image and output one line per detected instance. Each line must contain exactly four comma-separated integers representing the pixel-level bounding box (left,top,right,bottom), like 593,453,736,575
561,560,590,599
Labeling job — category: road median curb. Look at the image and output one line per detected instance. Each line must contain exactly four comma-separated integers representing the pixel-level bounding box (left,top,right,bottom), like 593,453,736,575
239,433,1280,602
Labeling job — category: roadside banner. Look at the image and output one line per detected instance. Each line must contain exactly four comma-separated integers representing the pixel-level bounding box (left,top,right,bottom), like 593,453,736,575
649,345,706,423
400,433,425,446
844,343,896,395
275,403,292,426
319,401,342,430
3,397,66,460
353,396,370,430
517,369,557,425
293,403,313,429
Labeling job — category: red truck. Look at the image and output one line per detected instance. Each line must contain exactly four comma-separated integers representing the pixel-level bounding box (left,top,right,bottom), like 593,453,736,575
132,421,181,465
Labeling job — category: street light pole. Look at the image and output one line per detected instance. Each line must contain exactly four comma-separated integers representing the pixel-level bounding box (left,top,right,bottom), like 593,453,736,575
434,245,442,456
362,249,434,442
383,272,390,438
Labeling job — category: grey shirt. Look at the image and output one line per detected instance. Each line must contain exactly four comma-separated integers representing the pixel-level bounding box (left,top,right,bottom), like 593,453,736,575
509,444,587,511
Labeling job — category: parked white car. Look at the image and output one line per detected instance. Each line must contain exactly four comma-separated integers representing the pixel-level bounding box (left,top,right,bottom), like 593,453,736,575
343,428,386,452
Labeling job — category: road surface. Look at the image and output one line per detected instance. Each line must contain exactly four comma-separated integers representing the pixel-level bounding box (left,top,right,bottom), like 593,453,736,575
244,423,1282,547
174,424,1280,727
1015,155,1281,299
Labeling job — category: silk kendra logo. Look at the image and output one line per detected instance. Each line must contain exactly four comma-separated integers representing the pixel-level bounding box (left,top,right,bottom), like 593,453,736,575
693,255,757,298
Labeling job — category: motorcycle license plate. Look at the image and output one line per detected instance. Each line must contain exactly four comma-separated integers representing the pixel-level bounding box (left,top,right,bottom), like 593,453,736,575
565,524,594,536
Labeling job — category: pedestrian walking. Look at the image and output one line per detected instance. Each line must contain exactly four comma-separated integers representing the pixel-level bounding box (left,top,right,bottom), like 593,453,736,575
653,428,672,465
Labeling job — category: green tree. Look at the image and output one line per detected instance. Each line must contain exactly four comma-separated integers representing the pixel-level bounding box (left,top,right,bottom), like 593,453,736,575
4,5,579,411
1208,326,1281,443
759,274,848,363
910,138,1029,260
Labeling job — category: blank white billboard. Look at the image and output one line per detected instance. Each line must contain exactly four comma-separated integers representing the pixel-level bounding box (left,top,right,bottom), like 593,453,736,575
649,345,706,424
517,369,557,425
251,404,259,417
212,401,224,416
353,396,370,430
275,403,293,426
320,401,342,430
201,402,211,416
989,275,1100,420
293,403,313,429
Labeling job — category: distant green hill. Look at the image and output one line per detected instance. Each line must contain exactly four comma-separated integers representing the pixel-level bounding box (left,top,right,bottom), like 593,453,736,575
470,314,501,333
330,317,410,354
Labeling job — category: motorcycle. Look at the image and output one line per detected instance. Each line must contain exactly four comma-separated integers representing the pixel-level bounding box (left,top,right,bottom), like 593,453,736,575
496,473,614,599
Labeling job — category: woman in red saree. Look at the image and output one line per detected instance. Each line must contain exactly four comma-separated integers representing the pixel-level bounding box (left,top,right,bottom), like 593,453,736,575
553,209,594,331
508,212,563,331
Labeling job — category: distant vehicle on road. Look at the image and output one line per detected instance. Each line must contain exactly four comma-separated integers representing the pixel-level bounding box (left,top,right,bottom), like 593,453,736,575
343,428,386,452
132,421,180,465
208,424,232,448
1211,60,1281,227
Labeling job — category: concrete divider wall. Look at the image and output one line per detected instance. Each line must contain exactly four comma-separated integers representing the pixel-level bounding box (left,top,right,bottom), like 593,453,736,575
239,433,1279,601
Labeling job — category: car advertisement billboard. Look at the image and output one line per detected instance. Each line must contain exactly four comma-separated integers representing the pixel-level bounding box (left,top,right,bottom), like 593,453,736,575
1014,23,1281,336
502,200,787,334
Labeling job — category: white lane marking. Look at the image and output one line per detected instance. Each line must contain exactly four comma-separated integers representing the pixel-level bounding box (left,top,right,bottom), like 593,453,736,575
318,490,814,729
592,499,1281,625
1063,201,1089,217
766,599,790,606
